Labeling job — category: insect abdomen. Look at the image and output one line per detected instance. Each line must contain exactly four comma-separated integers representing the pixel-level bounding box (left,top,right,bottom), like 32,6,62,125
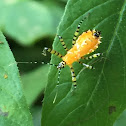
62,30,101,65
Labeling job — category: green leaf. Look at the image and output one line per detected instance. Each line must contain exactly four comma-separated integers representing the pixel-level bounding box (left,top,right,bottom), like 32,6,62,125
41,0,126,126
114,109,126,126
0,0,63,45
0,31,33,126
0,0,22,28
22,65,49,106
31,106,41,126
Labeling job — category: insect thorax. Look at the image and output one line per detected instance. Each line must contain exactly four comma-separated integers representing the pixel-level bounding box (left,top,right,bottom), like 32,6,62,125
57,61,66,69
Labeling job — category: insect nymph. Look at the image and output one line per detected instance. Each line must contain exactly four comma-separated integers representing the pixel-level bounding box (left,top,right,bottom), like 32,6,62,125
42,18,102,88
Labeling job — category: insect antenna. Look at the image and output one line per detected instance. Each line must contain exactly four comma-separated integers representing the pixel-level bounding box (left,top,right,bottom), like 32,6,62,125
16,61,58,67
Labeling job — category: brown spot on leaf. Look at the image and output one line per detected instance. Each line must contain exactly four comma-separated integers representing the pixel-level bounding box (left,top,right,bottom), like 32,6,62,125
109,106,116,115
0,41,3,44
4,74,8,79
0,109,8,117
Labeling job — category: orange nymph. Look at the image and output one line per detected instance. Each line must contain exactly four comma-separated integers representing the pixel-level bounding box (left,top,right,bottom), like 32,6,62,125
62,30,101,66
43,19,102,88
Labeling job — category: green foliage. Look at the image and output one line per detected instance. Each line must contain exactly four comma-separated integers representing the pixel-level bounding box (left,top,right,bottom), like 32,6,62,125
42,0,126,126
0,0,65,126
31,106,42,126
0,0,126,125
0,0,64,111
22,65,49,106
0,31,33,126
114,109,126,126
0,0,63,45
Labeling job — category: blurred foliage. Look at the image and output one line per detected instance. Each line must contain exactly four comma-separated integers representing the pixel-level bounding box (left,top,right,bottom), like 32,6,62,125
114,109,126,126
0,0,63,45
0,31,33,126
22,65,49,106
31,106,42,126
0,0,65,105
0,0,65,126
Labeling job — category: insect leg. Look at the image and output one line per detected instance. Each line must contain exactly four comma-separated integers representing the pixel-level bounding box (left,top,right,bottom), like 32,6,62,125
53,68,62,104
81,53,103,60
78,61,94,69
70,65,77,88
57,68,62,85
42,47,63,58
72,19,85,46
57,35,68,51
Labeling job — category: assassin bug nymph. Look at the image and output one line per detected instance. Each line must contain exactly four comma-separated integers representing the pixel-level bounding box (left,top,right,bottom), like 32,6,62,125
42,18,102,89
